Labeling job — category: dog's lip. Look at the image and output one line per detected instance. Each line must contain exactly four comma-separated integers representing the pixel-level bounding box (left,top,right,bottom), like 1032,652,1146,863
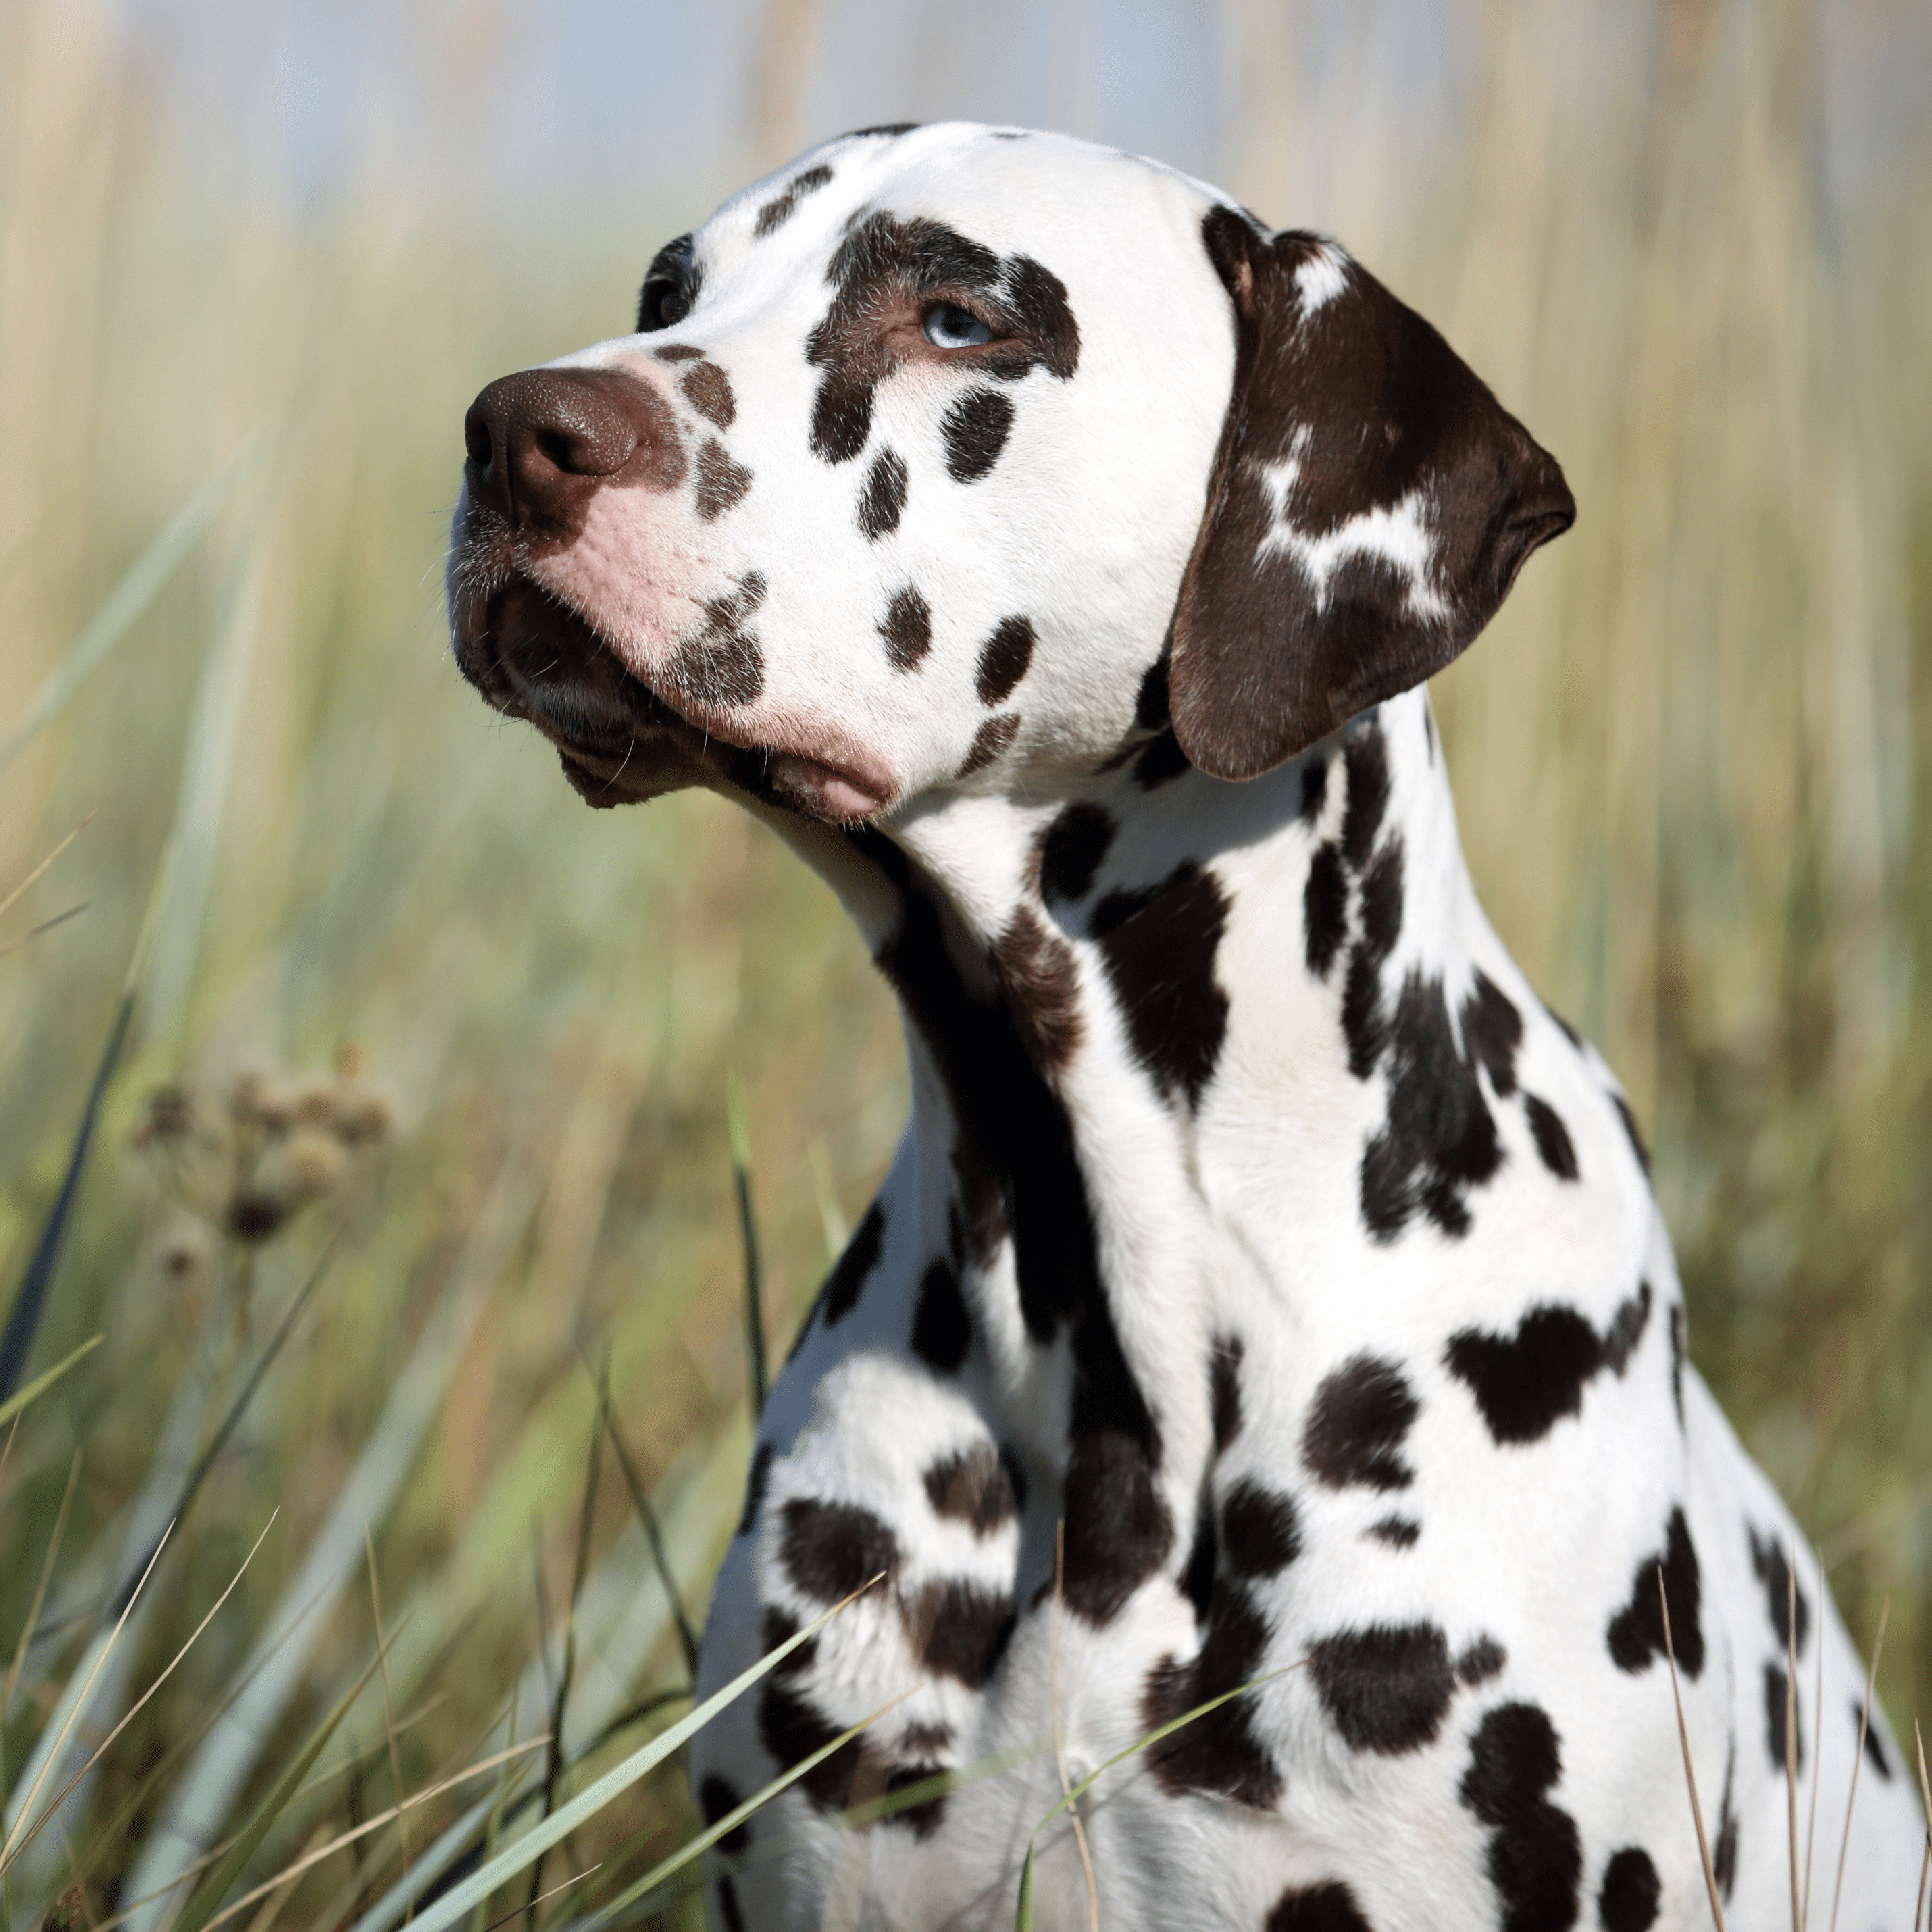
458,567,899,821
763,751,892,821
671,703,896,820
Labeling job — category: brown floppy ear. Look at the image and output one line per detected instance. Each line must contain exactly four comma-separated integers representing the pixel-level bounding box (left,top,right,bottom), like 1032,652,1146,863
1169,205,1575,782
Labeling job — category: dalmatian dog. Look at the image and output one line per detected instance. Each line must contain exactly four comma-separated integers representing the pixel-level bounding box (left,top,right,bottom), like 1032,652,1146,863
447,124,1926,1932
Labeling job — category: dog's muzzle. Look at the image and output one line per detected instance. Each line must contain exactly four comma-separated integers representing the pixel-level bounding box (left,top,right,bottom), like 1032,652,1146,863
447,367,738,807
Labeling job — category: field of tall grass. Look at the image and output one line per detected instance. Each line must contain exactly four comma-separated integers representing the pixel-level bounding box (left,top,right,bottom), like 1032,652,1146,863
1,1,1927,1925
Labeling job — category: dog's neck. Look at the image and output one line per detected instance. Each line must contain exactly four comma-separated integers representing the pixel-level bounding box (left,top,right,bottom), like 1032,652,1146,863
761,688,1500,1613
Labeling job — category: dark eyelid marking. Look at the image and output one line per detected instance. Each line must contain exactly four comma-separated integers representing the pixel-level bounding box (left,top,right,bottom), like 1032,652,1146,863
805,213,1080,465
636,232,701,334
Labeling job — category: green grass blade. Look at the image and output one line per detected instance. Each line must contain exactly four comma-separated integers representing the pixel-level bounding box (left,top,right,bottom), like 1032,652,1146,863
116,1244,495,1930
167,1654,380,1932
141,487,276,1051
0,985,134,1404
0,1336,101,1430
0,430,267,782
585,1356,700,1677
399,1581,875,1932
1013,1656,1309,1932
108,1234,338,1616
725,1065,767,1413
593,1737,1052,1926
0,820,175,1409
574,1699,896,1930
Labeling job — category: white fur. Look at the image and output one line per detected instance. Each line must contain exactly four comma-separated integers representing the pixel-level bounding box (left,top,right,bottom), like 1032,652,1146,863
1254,444,1450,624
1293,243,1350,315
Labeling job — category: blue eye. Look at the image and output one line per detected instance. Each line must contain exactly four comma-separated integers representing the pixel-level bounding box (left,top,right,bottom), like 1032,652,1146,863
922,303,994,349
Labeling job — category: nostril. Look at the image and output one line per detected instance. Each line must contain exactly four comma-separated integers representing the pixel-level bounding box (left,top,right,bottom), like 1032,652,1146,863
463,367,668,529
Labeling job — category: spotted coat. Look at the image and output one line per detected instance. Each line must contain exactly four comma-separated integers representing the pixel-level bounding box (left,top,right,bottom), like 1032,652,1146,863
447,122,1926,1932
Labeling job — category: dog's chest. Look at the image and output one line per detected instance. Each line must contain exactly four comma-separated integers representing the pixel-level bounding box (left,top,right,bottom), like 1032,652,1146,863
684,728,1925,1926
689,705,1748,1926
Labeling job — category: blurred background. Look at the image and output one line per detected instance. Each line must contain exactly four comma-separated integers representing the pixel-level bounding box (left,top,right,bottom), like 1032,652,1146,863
1,0,1928,1923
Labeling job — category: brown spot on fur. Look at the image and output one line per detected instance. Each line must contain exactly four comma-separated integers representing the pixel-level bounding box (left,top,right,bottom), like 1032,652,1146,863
780,1496,900,1602
665,574,765,709
1090,862,1231,1108
695,437,752,521
975,616,1035,705
680,360,736,428
958,713,1019,776
754,162,833,238
879,586,932,670
906,1579,1015,1687
990,905,1082,1069
858,447,908,539
923,1441,1024,1534
941,388,1013,482
1143,1587,1280,1806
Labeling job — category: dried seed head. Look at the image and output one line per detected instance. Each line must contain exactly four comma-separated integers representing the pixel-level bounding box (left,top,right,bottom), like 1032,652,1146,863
332,1084,395,1146
132,1084,197,1146
280,1127,349,1199
290,1077,341,1129
41,1885,86,1931
232,1071,292,1132
336,1038,367,1080
154,1217,213,1286
227,1189,293,1242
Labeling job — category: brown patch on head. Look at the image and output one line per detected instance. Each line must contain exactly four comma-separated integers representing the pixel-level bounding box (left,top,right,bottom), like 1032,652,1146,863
805,211,1079,465
665,573,767,709
857,447,909,540
878,586,932,671
755,162,835,238
678,361,736,429
975,615,1035,705
653,342,706,363
957,713,1019,777
941,388,1014,482
1169,209,1574,782
695,437,753,521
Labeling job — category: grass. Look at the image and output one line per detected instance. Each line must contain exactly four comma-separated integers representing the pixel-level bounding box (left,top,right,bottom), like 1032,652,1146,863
0,1,1928,1925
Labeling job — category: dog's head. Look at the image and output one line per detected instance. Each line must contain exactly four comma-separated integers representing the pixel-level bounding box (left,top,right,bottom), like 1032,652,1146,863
447,123,1572,821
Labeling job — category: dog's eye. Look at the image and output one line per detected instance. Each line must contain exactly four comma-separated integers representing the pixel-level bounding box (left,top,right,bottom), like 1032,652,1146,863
922,304,994,349
636,233,699,334
638,282,689,332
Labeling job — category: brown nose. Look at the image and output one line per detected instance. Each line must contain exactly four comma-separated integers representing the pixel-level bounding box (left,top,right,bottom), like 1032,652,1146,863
463,367,684,537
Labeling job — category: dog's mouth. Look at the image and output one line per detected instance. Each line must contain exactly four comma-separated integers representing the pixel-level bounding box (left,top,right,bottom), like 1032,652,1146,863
450,571,894,821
